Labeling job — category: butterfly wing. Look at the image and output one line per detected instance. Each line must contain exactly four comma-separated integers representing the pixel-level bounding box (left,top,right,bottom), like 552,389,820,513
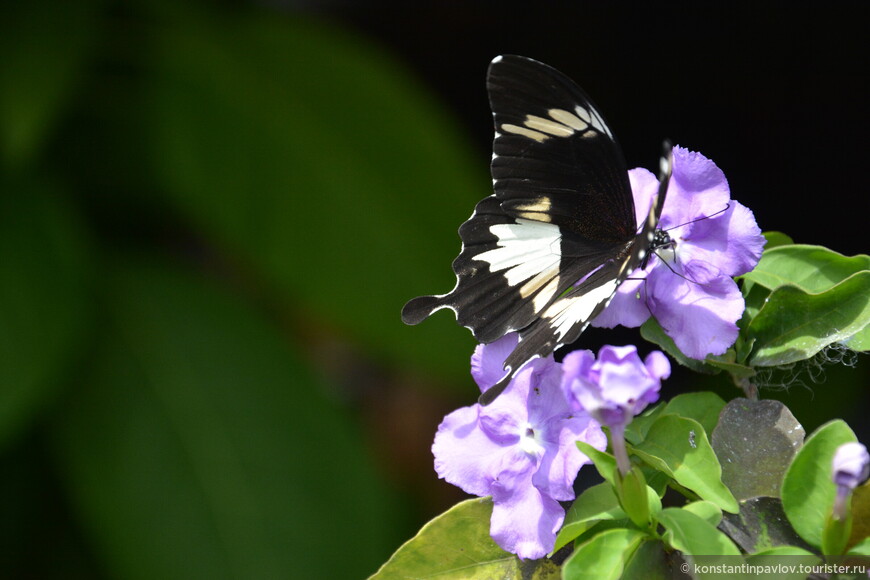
402,55,668,402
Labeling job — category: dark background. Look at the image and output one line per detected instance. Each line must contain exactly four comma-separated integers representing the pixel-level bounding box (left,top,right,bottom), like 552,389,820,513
0,1,866,578
339,2,867,256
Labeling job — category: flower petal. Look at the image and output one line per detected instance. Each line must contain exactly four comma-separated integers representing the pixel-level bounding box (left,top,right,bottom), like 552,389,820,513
679,201,765,277
833,442,870,490
644,350,672,382
647,266,743,358
660,147,731,230
533,411,602,501
490,456,564,560
590,277,651,329
628,167,660,226
432,405,509,497
471,333,517,391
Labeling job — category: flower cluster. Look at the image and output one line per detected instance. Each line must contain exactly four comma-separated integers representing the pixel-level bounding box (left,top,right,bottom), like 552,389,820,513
433,334,668,559
431,147,757,559
592,146,765,360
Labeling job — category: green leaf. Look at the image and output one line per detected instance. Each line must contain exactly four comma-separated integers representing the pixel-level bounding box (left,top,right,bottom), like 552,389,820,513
741,244,870,294
0,0,99,167
711,399,805,501
624,402,667,445
143,6,484,380
761,231,794,249
562,528,647,580
0,179,91,450
577,441,617,486
848,537,870,556
554,483,625,553
741,280,772,331
620,539,670,580
719,497,815,554
781,419,857,549
745,547,820,580
747,272,870,366
372,498,531,580
632,415,738,513
661,392,727,438
52,262,400,580
851,480,870,548
705,354,757,380
845,324,870,351
657,507,741,557
682,501,723,527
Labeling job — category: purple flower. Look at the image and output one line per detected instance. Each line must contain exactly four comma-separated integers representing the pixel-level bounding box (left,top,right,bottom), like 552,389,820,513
592,146,765,360
561,345,670,432
833,442,869,491
561,345,669,476
432,334,605,559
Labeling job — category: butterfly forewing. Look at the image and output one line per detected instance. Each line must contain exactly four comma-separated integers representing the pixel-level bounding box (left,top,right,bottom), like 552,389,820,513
402,55,672,405
488,55,636,242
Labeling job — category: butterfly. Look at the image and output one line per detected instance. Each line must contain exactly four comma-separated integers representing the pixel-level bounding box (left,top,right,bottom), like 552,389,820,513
402,55,673,405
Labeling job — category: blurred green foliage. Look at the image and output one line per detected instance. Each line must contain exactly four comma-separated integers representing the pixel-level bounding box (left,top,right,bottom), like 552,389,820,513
0,0,485,577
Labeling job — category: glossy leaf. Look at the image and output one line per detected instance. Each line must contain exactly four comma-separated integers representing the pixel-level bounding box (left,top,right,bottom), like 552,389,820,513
711,399,805,501
370,498,560,580
682,501,722,527
656,507,741,557
632,415,738,513
577,441,617,486
747,272,870,366
741,244,870,294
562,528,647,580
660,392,726,440
620,539,670,580
744,547,820,580
760,231,794,250
0,179,91,449
554,483,625,553
780,420,857,549
848,537,870,556
719,497,815,554
143,6,484,380
851,481,870,548
52,263,399,579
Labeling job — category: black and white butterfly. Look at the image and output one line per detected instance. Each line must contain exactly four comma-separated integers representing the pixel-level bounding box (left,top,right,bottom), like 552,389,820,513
402,55,673,405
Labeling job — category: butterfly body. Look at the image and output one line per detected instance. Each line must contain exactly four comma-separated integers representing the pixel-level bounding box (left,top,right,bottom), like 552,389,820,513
402,55,673,404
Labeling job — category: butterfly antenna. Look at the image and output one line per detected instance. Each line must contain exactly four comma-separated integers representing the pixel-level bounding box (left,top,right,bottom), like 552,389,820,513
664,203,731,232
651,250,709,286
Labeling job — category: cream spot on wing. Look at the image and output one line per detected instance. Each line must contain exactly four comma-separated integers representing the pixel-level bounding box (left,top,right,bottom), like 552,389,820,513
512,198,553,222
531,274,561,312
511,198,552,214
548,108,588,130
574,106,592,124
519,260,559,299
543,280,618,340
524,115,574,137
502,123,549,143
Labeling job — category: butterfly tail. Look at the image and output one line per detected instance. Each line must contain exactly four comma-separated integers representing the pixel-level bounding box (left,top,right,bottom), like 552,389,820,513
401,295,448,325
477,373,512,406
